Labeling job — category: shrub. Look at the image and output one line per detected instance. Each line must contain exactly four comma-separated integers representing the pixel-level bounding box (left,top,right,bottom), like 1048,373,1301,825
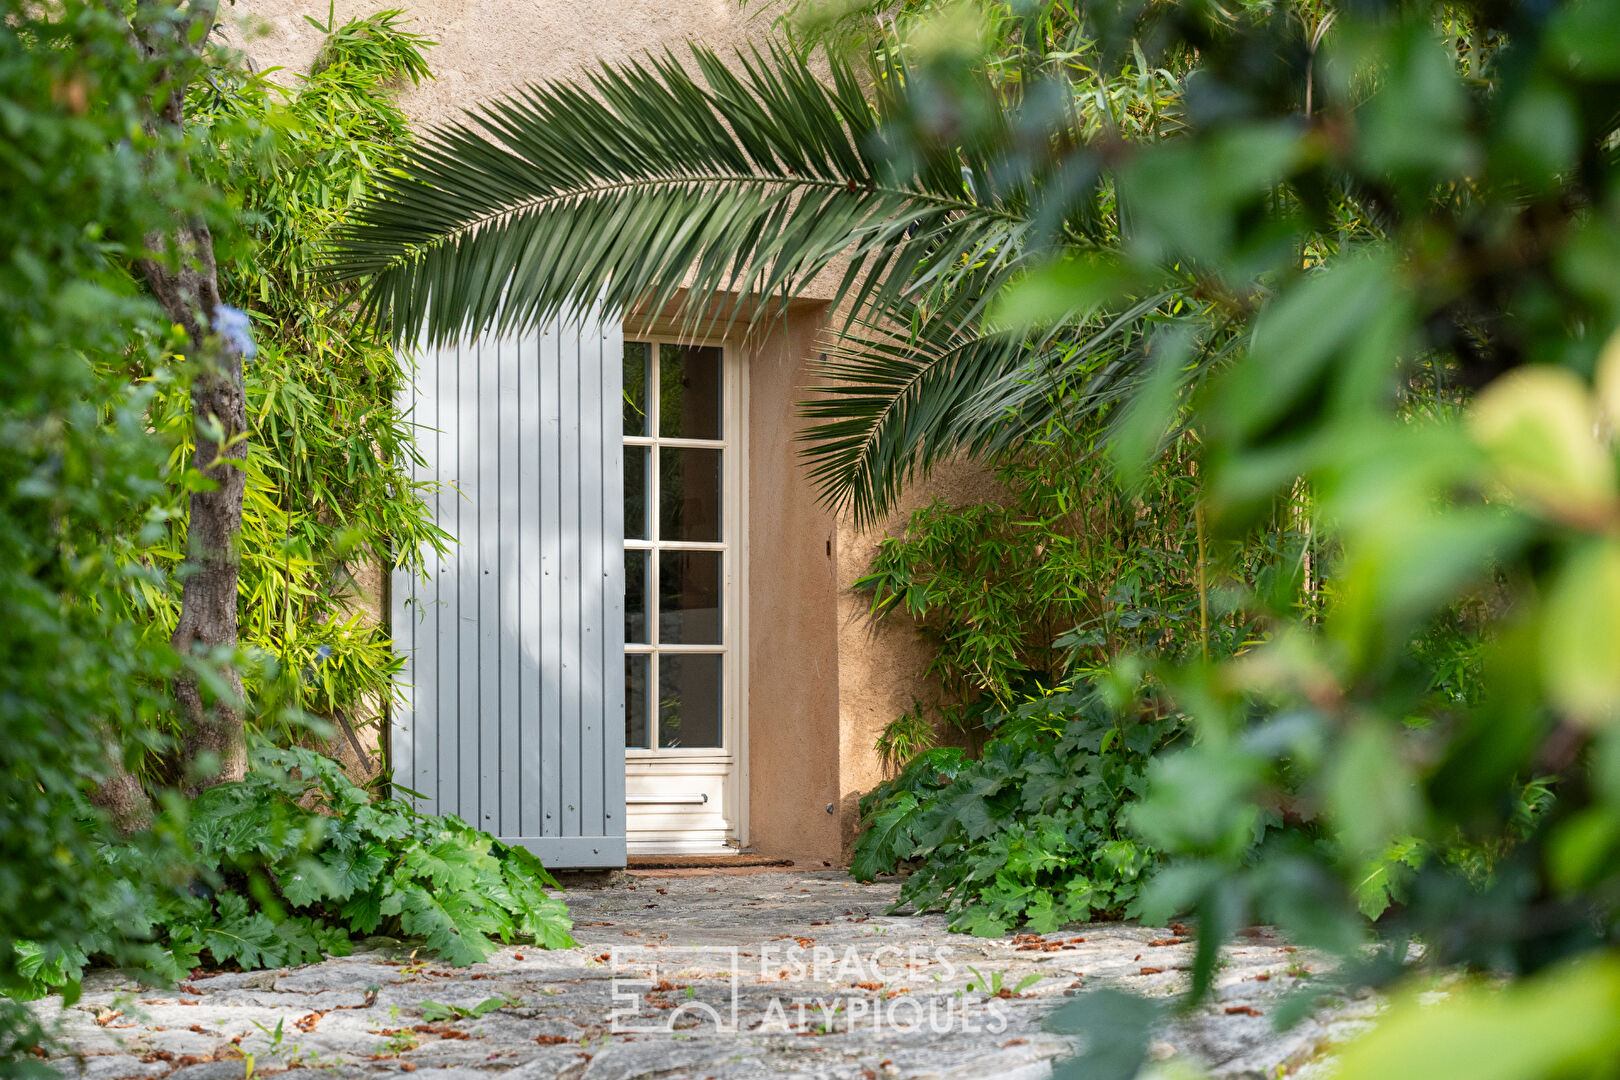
858,447,1210,711
852,686,1180,935
13,746,574,1001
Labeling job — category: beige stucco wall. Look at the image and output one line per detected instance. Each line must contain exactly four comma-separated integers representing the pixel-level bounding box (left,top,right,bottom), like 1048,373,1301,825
232,0,755,127
833,465,1007,856
740,308,844,863
232,0,996,866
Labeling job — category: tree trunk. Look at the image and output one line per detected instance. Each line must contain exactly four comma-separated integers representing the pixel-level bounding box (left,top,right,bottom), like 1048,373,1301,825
140,224,249,795
136,0,248,795
86,0,246,817
88,737,156,834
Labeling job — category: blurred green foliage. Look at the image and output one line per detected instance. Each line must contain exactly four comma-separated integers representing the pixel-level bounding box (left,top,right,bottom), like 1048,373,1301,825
937,0,1620,1074
812,0,1620,1073
0,0,216,1063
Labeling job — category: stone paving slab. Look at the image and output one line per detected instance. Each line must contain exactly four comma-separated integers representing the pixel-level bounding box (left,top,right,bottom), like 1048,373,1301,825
27,870,1378,1080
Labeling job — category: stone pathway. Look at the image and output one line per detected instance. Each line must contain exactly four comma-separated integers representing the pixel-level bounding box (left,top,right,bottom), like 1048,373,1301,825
31,870,1379,1080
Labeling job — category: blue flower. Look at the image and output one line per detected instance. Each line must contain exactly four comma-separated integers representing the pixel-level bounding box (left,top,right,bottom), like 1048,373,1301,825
212,304,257,360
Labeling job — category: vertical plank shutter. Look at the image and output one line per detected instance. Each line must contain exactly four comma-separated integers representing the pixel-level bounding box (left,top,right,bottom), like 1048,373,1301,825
390,313,626,868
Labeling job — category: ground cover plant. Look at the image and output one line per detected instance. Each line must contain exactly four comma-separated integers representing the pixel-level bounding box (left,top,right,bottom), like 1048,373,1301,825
14,746,573,1002
853,686,1178,935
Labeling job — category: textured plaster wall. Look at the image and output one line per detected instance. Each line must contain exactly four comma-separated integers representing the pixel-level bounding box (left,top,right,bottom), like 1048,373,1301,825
833,464,1007,857
741,310,844,863
230,0,754,128
231,0,996,865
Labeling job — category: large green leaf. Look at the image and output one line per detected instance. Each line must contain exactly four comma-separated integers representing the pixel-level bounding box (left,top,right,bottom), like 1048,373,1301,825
397,888,504,967
850,791,922,881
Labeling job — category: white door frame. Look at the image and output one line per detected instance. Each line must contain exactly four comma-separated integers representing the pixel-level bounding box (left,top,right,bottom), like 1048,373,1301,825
622,335,748,855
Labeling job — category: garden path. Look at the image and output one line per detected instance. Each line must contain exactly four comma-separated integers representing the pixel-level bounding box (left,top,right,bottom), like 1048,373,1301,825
37,870,1375,1080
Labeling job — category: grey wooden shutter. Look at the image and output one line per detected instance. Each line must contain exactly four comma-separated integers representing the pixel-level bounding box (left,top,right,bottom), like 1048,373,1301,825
389,313,626,868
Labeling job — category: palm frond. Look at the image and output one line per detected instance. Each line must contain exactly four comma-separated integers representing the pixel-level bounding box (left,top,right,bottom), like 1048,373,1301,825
967,290,1186,436
331,41,1032,346
800,287,1198,525
798,307,1052,528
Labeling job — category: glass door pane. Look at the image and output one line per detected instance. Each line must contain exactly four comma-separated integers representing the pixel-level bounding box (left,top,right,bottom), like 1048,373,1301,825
658,447,722,541
658,550,722,644
658,654,723,748
624,339,728,753
625,653,650,749
659,345,722,438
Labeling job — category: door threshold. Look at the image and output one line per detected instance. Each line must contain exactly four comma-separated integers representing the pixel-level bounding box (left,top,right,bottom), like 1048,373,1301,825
626,853,793,870
626,836,736,857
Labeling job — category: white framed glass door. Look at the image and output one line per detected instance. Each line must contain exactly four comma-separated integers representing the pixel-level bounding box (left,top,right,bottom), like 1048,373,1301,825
622,338,742,853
